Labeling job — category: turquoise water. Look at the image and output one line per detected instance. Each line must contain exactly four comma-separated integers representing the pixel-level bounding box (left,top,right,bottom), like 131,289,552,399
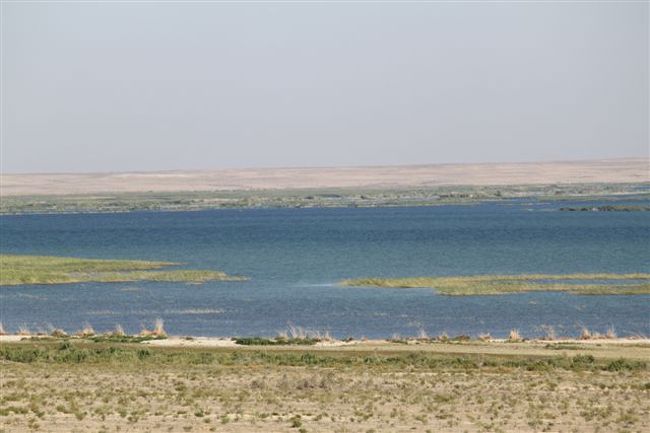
1,199,649,338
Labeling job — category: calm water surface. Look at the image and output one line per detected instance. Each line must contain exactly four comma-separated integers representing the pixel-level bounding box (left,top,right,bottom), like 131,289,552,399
1,200,649,338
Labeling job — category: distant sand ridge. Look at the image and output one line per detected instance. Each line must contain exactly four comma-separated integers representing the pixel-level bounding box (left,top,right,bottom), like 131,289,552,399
1,158,647,196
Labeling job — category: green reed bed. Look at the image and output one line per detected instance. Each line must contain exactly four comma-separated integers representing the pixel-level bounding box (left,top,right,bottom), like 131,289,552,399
0,254,245,285
342,273,650,295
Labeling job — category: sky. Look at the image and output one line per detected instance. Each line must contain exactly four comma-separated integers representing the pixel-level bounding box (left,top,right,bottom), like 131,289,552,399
1,1,648,173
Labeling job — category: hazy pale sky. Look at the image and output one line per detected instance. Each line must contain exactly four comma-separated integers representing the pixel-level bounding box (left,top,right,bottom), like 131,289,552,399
1,1,648,173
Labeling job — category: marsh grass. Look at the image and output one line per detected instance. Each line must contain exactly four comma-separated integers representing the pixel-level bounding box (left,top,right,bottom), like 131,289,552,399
0,254,245,285
342,273,650,295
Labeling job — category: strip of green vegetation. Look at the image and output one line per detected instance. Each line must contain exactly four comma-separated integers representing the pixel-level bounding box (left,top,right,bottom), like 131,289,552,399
234,337,319,346
342,273,650,295
2,183,647,214
0,341,646,372
0,254,245,285
88,334,167,344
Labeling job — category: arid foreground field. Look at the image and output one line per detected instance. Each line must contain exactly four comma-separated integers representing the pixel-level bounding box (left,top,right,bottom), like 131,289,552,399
1,338,648,433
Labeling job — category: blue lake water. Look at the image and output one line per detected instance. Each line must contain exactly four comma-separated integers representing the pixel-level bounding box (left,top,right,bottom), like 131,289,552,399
1,199,649,338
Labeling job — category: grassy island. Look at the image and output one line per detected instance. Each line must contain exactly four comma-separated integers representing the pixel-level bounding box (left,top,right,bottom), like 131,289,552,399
0,254,245,285
342,273,650,295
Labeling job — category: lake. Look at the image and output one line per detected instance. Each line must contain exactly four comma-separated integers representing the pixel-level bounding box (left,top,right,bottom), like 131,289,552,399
1,199,649,338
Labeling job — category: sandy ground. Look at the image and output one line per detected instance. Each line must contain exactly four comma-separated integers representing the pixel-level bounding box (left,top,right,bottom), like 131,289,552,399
2,158,647,196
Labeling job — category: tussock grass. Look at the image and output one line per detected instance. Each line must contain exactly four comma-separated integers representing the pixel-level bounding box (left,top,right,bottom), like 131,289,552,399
234,325,336,346
606,326,617,339
50,328,68,338
508,329,522,342
0,254,245,285
140,318,167,337
113,324,125,337
342,273,650,295
76,323,95,337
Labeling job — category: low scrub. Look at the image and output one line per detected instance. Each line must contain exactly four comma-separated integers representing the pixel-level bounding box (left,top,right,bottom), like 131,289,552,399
1,342,646,373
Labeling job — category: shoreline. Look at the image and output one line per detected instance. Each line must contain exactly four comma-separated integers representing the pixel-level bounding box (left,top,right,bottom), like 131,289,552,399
3,334,649,348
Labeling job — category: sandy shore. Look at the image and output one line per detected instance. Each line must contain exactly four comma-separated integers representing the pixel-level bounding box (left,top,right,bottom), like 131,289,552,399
2,158,647,196
3,334,648,356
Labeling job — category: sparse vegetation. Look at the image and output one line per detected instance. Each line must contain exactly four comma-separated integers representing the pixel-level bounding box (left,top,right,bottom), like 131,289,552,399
0,339,647,432
1,183,647,215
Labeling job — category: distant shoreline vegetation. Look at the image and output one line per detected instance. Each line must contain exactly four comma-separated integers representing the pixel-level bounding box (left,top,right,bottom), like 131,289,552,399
0,254,246,286
0,183,648,215
341,274,650,296
559,205,650,212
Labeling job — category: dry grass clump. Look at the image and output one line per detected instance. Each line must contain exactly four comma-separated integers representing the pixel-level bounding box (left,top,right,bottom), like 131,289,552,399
76,323,95,337
606,326,617,339
153,318,166,337
579,326,618,340
113,324,125,337
477,332,491,342
50,328,68,338
141,318,167,337
417,328,429,340
287,324,307,339
0,322,5,336
508,329,522,342
278,324,333,341
580,327,593,340
17,325,31,336
313,329,333,342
